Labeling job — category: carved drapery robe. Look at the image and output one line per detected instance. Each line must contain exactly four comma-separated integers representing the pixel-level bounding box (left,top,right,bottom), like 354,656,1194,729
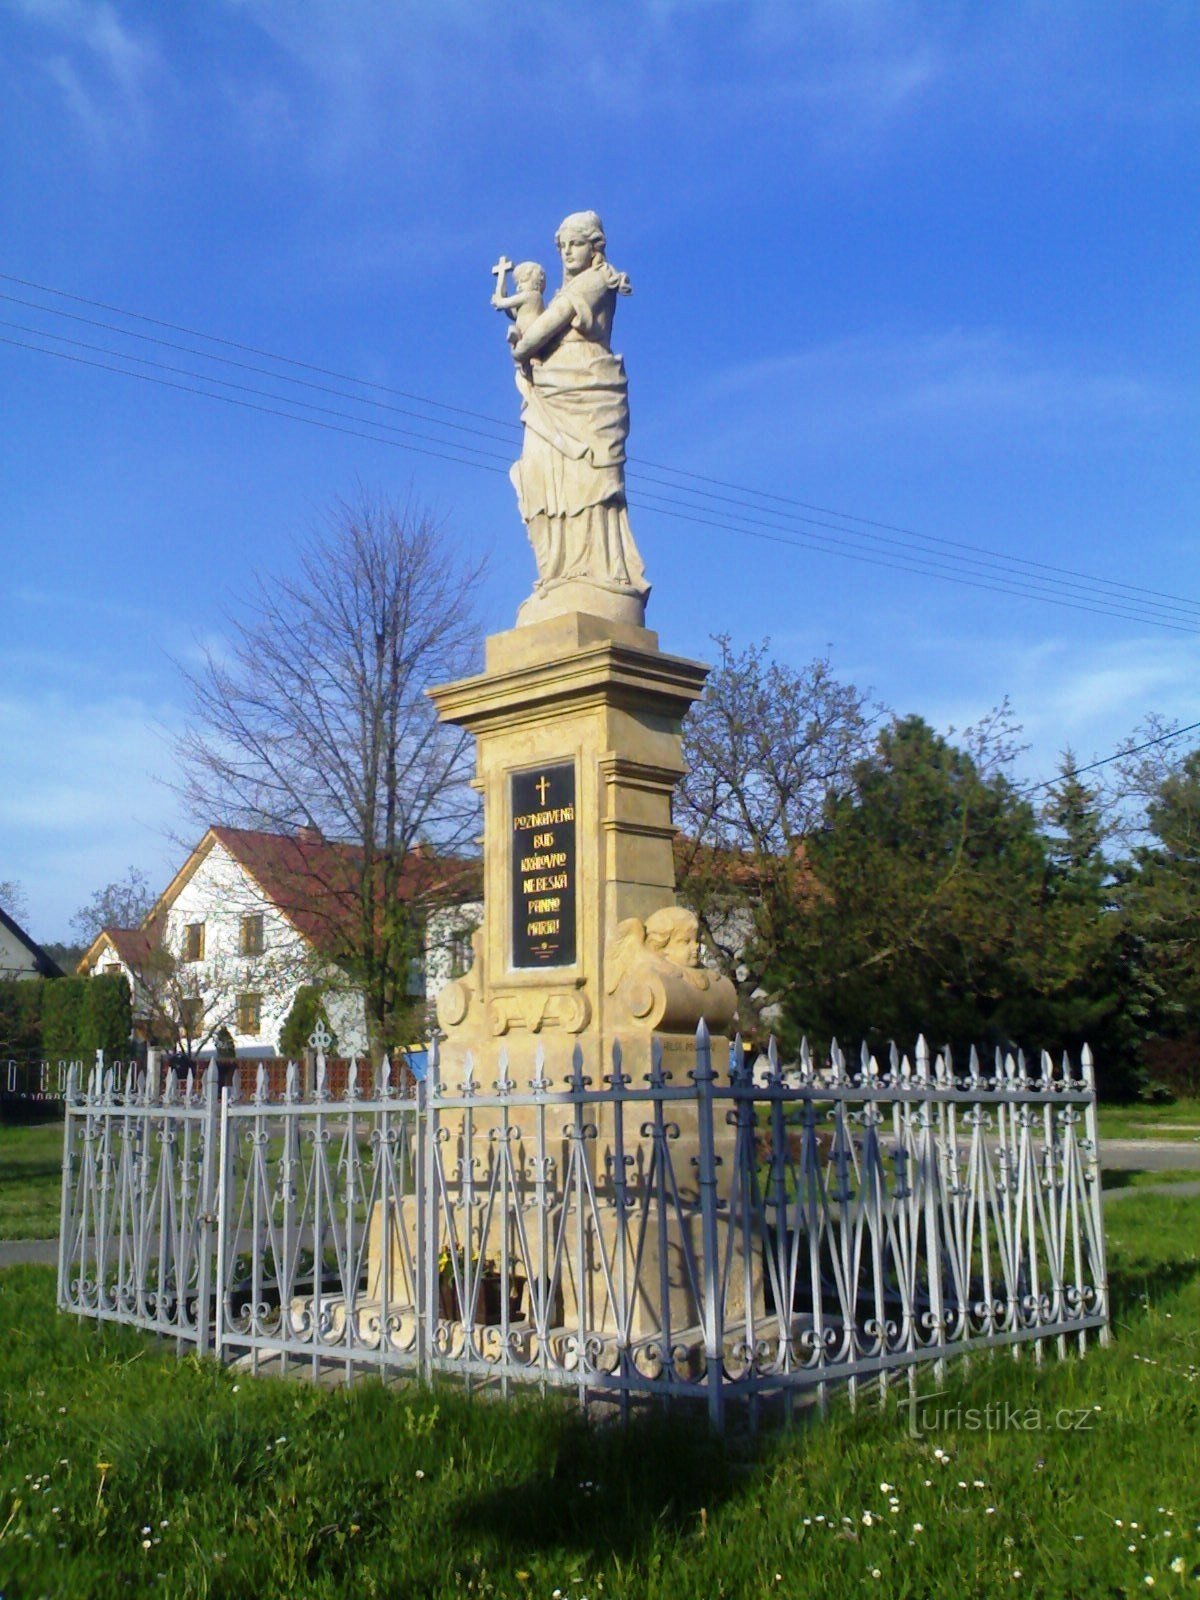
510,262,649,606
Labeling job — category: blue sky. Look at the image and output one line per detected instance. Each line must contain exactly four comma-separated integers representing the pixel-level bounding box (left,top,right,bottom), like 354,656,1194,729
3,0,1199,939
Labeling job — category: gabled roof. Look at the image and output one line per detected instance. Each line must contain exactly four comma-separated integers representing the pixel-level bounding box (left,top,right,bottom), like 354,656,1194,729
0,903,63,978
145,826,480,958
78,925,157,976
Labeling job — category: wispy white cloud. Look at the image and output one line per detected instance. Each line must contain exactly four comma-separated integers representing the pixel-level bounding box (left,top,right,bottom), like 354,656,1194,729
13,0,161,152
0,684,185,937
654,326,1186,480
217,0,946,175
909,630,1200,788
699,328,1174,426
14,584,173,627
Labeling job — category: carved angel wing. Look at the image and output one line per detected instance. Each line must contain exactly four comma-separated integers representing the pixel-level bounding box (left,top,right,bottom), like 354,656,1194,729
604,917,647,994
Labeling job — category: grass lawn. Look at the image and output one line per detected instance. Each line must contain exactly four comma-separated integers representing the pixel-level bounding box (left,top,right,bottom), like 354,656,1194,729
1097,1098,1200,1143
0,1115,64,1240
0,1193,1197,1597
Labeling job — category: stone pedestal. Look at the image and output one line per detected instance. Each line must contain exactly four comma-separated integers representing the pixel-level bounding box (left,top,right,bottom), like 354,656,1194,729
428,609,734,1080
363,610,752,1346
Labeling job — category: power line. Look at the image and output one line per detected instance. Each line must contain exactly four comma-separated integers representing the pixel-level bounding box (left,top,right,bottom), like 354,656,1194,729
5,269,1200,633
0,271,516,434
0,318,515,469
0,289,518,452
7,320,1200,638
627,468,1200,623
629,492,1200,634
1024,719,1200,796
0,334,511,478
17,282,1199,622
5,286,1197,802
631,456,1200,618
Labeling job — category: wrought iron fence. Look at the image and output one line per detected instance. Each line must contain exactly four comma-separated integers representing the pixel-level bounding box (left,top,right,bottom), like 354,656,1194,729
3,1056,75,1108
58,1027,1109,1426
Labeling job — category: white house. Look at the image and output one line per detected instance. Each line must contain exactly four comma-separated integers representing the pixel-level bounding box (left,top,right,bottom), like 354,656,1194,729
0,904,62,982
79,826,480,1059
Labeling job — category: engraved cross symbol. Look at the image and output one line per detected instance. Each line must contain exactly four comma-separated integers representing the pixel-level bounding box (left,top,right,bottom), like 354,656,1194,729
535,774,551,805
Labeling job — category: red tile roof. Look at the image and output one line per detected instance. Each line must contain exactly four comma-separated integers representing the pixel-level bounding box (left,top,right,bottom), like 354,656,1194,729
208,827,478,955
101,927,157,967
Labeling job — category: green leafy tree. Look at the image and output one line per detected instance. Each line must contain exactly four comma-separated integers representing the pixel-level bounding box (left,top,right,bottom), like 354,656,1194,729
771,714,1054,1053
1119,743,1200,1034
41,977,88,1059
676,636,877,1034
1033,755,1149,1096
84,974,134,1058
0,979,43,1056
279,986,338,1059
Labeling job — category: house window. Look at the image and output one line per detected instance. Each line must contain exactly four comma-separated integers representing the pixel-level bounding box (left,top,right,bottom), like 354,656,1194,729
179,997,203,1039
406,958,426,999
102,962,122,977
237,993,262,1035
449,929,473,978
183,922,205,962
240,914,265,956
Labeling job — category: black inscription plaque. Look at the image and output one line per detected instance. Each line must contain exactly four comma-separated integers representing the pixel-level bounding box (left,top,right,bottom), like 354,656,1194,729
511,764,577,968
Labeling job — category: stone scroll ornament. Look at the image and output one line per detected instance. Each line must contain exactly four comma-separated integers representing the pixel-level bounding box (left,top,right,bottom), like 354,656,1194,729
603,907,738,1035
434,928,592,1037
492,211,651,629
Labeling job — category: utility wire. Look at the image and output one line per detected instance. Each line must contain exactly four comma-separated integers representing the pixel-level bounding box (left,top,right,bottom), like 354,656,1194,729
7,321,1200,637
1024,719,1200,796
0,271,515,433
18,286,1197,620
0,334,511,477
0,318,514,469
14,302,1196,627
0,290,518,452
627,467,1200,623
5,269,1198,625
631,493,1200,634
5,288,1198,802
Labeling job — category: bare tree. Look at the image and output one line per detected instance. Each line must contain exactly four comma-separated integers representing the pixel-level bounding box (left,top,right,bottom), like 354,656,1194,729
174,489,485,1058
675,636,879,1033
134,925,297,1057
71,867,156,945
0,879,29,924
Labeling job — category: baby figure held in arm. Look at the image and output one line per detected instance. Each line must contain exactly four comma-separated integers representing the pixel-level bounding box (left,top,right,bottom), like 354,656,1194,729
491,259,547,346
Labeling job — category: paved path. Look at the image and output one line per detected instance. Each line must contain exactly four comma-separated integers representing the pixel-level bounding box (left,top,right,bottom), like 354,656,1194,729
1096,1139,1200,1172
0,1238,56,1266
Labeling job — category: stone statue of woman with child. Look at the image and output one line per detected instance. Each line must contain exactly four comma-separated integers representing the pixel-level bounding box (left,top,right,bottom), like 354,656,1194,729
492,211,650,628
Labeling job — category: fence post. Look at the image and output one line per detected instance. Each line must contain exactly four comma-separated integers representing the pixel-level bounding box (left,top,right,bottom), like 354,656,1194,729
56,1062,79,1309
1080,1045,1111,1347
693,1020,725,1431
214,1077,231,1362
420,1034,441,1385
194,1063,220,1356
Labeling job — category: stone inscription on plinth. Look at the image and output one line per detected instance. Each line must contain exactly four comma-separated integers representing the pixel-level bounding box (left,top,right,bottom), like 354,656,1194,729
511,764,577,968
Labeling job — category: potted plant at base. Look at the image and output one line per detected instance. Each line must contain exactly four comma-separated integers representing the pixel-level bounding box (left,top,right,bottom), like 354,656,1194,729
437,1247,526,1326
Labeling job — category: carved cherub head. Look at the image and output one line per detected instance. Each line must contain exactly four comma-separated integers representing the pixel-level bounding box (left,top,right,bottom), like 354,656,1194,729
513,261,546,294
644,907,701,971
